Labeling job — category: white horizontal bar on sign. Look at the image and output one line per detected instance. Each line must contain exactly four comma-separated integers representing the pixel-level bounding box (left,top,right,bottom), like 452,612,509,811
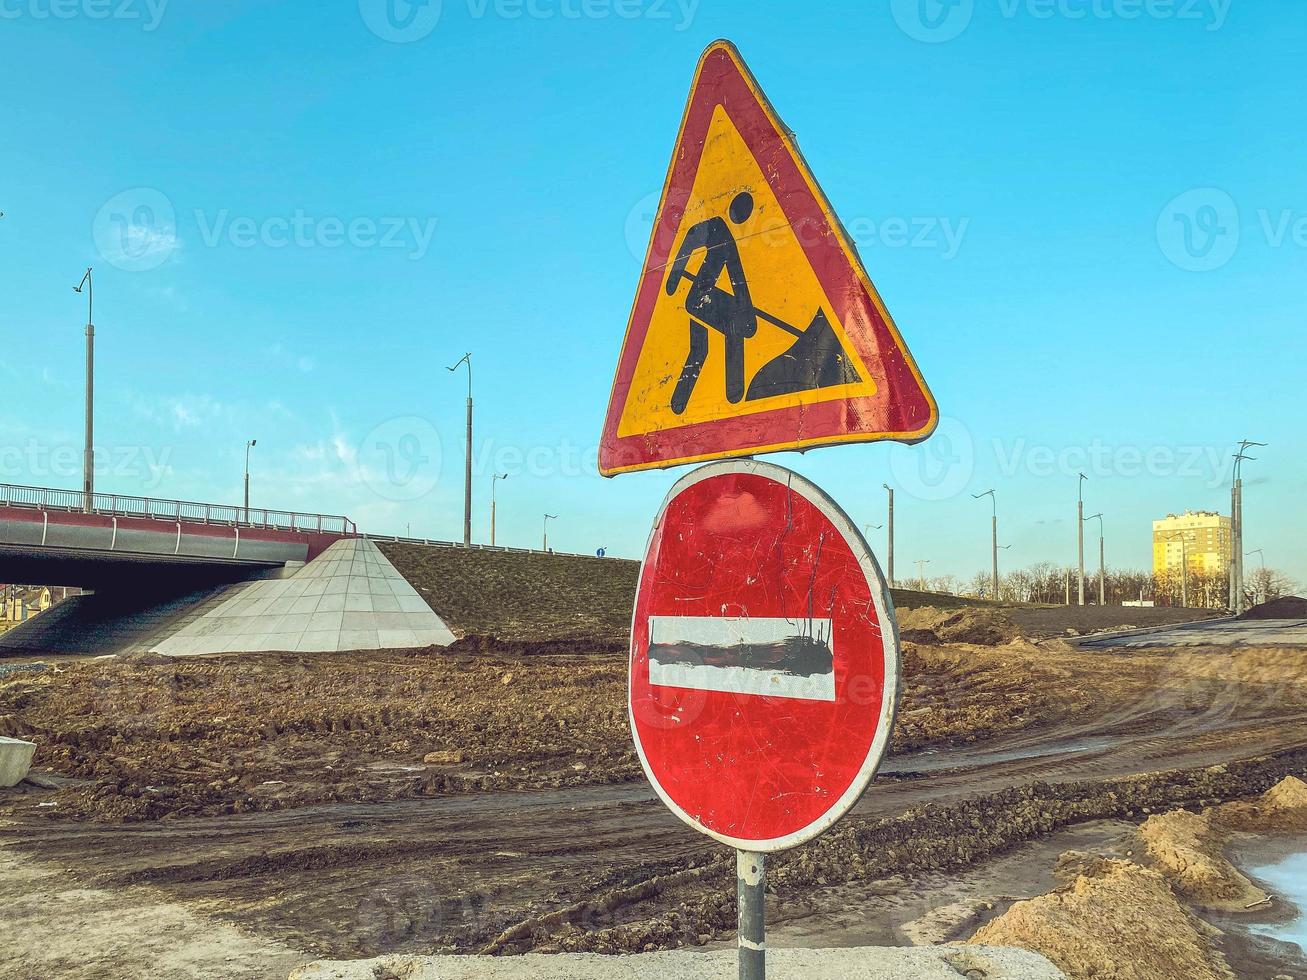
647,615,835,702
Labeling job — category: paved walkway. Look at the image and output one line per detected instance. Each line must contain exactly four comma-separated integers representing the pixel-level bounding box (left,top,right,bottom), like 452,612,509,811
1079,618,1307,649
290,947,1065,979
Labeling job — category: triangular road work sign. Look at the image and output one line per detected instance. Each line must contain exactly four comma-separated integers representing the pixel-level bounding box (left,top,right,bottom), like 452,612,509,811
599,40,937,477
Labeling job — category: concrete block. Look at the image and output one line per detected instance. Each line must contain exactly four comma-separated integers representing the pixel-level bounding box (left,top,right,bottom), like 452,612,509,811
337,629,380,651
223,616,260,636
278,613,314,634
295,632,341,653
0,738,37,788
317,593,347,613
289,595,322,615
341,611,377,631
308,611,345,633
343,594,374,612
370,594,400,613
397,595,433,613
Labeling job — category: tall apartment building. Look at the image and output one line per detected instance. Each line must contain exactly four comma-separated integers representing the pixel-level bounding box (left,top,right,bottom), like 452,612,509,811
1152,510,1232,576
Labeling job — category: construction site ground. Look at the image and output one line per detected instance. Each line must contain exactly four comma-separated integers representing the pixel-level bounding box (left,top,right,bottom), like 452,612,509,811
2,602,1305,979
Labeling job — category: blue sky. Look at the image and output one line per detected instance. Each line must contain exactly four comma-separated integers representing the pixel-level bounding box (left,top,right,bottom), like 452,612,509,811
1,0,1303,583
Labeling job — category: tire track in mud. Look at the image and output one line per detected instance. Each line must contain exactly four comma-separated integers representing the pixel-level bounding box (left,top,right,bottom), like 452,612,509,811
7,644,1307,958
11,711,1307,958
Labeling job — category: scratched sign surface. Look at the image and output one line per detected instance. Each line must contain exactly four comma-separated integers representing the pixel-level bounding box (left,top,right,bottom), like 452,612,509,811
599,40,936,476
629,459,899,851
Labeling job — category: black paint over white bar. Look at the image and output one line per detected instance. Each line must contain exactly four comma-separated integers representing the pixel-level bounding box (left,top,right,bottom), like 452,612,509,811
647,615,835,701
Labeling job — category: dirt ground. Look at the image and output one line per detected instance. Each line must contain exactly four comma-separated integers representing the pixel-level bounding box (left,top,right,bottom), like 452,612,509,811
0,629,1090,823
3,608,1307,978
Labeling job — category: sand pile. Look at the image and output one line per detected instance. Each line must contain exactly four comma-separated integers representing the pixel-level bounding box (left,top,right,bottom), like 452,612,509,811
1137,809,1267,909
968,777,1307,978
969,859,1234,980
1239,595,1307,620
897,606,1019,646
1211,774,1307,832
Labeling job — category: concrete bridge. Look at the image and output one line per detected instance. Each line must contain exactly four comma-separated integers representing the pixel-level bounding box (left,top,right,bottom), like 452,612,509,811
0,483,627,658
0,483,355,590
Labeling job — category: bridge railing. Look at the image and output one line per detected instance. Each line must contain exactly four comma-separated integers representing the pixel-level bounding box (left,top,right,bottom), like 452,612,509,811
0,483,356,536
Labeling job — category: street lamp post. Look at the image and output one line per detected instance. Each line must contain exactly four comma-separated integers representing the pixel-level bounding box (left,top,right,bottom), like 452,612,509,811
1231,440,1266,614
882,484,895,587
1245,547,1266,605
490,472,508,546
915,558,930,592
243,439,257,521
972,489,997,601
542,513,557,552
447,353,473,545
1163,530,1192,608
1085,512,1105,605
73,268,94,513
1076,473,1087,605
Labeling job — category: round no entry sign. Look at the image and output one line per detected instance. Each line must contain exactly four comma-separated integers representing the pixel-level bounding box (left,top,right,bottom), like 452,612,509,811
629,459,900,852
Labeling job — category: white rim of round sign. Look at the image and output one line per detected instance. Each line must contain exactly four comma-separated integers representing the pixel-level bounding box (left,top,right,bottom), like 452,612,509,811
627,458,901,852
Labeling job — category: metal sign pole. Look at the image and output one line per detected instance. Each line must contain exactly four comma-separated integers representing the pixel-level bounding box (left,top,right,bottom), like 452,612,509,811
737,849,765,979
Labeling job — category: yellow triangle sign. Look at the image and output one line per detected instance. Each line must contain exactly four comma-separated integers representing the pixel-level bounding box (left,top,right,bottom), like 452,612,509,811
599,41,936,476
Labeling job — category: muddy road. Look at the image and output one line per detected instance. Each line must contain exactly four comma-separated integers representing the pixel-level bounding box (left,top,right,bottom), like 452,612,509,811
5,639,1307,962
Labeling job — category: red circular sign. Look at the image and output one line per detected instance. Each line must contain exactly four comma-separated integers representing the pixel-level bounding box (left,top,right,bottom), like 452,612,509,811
629,460,899,851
